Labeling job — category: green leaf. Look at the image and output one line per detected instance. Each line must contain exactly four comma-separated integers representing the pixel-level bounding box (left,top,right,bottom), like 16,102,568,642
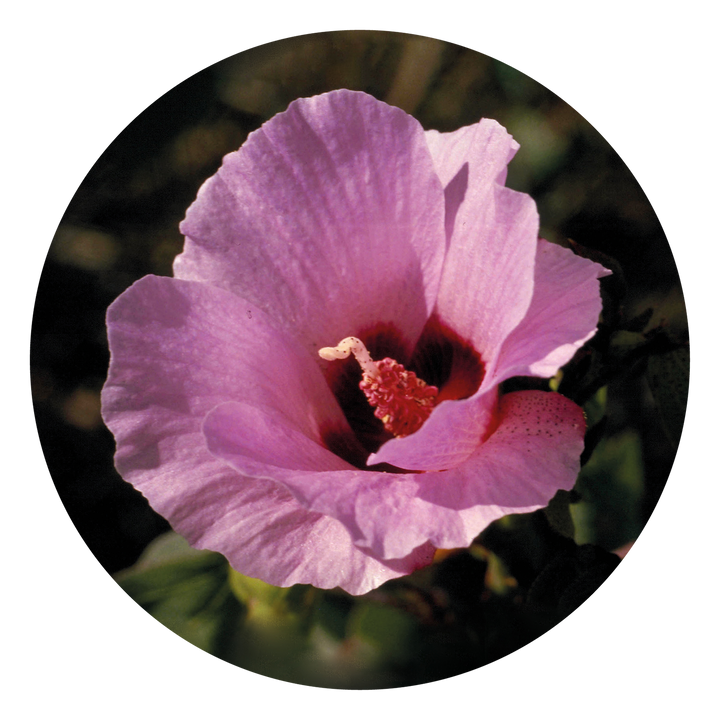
571,431,644,549
527,543,620,617
227,568,289,611
470,544,519,594
583,385,607,430
313,593,355,640
646,346,689,448
115,532,242,655
348,603,417,663
543,489,578,540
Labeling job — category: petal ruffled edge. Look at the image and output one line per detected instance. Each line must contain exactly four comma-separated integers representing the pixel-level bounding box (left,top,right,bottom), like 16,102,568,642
489,239,611,384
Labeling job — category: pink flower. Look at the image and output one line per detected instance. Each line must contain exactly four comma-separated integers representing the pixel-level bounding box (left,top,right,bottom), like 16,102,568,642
101,90,609,595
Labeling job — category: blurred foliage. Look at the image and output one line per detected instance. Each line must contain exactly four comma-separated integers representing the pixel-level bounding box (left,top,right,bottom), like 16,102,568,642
118,525,620,688
572,431,645,548
115,533,240,656
32,31,688,688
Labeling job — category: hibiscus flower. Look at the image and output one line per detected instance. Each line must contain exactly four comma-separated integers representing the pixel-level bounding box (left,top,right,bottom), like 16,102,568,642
101,90,609,595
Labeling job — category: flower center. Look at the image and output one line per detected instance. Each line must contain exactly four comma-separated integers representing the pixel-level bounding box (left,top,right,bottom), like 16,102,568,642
319,337,438,438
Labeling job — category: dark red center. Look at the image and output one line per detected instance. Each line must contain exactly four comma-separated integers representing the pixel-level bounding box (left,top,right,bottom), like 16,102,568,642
320,316,484,468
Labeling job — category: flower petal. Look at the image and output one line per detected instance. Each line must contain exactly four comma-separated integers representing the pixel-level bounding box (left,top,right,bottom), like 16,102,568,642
198,400,436,592
367,387,499,471
176,89,447,359
425,120,519,242
491,239,611,383
425,119,538,372
166,474,434,594
380,241,608,473
102,275,346,442
101,276,432,594
201,400,447,560
204,390,584,561
396,390,585,557
368,124,552,473
416,390,585,547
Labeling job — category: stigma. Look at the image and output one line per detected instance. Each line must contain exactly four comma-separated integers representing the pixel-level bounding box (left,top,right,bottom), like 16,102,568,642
319,336,438,437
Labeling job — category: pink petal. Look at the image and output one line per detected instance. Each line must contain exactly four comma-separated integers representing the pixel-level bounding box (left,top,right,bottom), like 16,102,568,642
167,474,435,594
368,131,602,475
204,390,585,561
425,121,519,241
417,390,586,548
101,276,431,594
425,120,537,369
368,241,607,474
176,89,447,360
393,390,585,557
491,239,612,383
398,391,584,557
367,387,499,471
193,401,435,592
367,119,539,473
102,275,345,443
201,400,447,559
